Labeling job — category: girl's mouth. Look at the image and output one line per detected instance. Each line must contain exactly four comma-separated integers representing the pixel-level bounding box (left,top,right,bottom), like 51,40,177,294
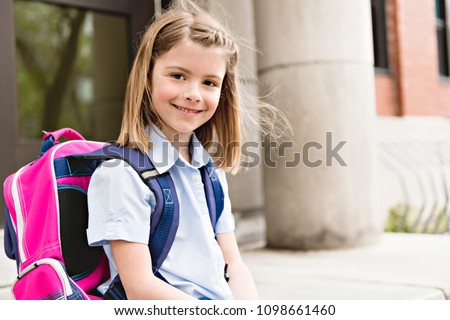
172,104,203,114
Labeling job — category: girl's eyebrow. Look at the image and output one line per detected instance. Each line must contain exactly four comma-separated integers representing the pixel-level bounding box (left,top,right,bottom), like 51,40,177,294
165,65,223,81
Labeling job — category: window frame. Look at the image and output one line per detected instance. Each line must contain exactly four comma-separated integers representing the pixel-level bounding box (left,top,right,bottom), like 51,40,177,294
436,0,450,77
371,0,390,71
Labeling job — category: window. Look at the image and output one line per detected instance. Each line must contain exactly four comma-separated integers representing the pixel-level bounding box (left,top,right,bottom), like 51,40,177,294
436,0,450,77
371,0,389,70
0,0,155,226
15,2,130,141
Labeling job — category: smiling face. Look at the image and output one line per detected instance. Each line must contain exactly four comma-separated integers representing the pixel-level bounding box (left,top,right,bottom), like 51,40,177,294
150,39,227,141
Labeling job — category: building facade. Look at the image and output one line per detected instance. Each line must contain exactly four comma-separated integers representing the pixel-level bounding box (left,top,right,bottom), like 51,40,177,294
0,0,448,247
374,0,450,235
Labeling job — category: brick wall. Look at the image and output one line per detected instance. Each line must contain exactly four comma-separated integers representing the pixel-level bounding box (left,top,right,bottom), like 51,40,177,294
375,0,450,117
375,72,398,115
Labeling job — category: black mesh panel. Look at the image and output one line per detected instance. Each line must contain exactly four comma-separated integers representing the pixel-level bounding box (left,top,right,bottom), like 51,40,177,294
58,187,103,277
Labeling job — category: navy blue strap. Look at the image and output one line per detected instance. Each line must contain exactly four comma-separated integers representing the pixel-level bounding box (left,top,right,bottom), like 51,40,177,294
4,208,19,271
148,174,179,270
200,160,225,230
40,135,55,156
54,157,102,178
54,158,70,178
72,144,179,271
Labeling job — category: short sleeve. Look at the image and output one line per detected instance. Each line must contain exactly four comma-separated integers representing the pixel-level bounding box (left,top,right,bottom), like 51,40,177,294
87,159,156,246
214,170,235,234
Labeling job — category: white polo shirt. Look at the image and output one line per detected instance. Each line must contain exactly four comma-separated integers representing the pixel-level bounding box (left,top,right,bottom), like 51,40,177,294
87,127,235,299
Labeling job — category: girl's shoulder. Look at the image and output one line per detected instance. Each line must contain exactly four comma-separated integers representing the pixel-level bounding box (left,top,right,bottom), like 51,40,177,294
89,159,155,206
91,159,148,191
212,167,229,191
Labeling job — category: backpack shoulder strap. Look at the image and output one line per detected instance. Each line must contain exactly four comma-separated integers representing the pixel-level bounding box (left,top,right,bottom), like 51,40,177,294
199,160,225,230
78,145,224,256
92,147,226,300
83,143,179,271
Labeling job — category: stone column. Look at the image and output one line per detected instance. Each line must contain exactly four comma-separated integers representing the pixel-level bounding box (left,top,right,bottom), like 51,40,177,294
209,1,264,219
255,0,382,249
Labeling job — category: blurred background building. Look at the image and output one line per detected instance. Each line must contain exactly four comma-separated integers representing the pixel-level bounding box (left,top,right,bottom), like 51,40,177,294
1,0,449,249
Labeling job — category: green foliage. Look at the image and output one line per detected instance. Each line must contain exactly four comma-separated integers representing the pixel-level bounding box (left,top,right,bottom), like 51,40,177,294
384,205,414,233
384,204,450,234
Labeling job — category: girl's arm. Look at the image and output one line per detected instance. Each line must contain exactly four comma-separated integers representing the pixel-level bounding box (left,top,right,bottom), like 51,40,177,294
217,232,260,299
110,240,196,300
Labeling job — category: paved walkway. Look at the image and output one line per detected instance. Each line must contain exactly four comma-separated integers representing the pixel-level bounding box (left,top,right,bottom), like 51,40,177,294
242,233,450,300
1,229,449,300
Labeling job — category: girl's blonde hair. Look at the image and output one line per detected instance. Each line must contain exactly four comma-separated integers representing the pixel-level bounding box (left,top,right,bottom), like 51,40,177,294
117,0,288,173
117,0,243,172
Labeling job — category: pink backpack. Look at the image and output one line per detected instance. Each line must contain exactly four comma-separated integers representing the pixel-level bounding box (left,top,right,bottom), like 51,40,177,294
3,128,225,300
3,128,109,299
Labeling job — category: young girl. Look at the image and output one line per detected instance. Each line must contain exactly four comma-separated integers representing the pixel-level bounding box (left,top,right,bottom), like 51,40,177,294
87,1,260,300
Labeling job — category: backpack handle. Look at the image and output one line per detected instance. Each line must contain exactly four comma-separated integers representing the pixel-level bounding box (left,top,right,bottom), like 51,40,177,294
43,128,85,142
41,128,86,155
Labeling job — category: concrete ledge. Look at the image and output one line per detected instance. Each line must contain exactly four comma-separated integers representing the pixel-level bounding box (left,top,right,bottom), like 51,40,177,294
242,233,450,299
0,288,12,300
2,228,449,300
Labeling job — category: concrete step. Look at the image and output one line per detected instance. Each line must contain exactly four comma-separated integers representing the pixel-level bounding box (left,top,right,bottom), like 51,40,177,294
2,227,449,300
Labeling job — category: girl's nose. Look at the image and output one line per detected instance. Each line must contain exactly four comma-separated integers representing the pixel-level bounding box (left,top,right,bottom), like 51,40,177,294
184,84,201,103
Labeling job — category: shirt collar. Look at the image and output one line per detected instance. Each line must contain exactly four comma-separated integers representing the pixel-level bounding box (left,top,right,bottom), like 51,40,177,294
146,125,211,174
190,133,211,168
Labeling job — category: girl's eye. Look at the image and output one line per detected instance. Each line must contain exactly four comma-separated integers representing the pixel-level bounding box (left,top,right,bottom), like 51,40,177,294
171,74,185,80
203,80,217,87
